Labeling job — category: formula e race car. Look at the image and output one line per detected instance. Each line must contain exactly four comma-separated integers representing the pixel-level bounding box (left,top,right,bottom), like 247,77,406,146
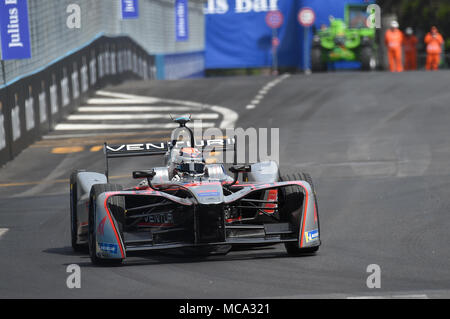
70,117,321,265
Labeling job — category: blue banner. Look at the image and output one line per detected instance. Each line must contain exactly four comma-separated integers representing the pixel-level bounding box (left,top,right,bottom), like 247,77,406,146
205,0,372,69
121,0,139,19
0,0,32,60
175,0,189,42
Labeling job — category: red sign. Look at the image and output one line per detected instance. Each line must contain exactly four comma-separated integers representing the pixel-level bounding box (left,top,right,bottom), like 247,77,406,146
266,10,284,29
298,7,315,27
272,37,280,47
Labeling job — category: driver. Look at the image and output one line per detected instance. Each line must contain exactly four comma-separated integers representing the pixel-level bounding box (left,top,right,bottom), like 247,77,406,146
170,147,206,180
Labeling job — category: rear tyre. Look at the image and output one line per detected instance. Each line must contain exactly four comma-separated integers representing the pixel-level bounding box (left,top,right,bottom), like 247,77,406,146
70,170,87,252
88,184,124,266
279,172,319,256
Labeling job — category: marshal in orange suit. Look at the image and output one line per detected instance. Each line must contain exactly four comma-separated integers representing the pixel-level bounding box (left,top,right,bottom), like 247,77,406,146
385,21,404,72
403,27,418,71
425,26,444,71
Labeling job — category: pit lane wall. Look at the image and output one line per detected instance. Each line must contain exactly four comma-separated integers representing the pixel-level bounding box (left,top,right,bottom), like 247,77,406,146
0,36,155,167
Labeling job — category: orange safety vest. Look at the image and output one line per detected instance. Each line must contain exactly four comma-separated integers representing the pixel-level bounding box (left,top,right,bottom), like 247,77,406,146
385,29,403,50
403,35,418,54
425,32,444,54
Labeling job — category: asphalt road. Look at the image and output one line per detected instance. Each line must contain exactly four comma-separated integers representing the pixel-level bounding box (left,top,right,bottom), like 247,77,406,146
1,71,450,298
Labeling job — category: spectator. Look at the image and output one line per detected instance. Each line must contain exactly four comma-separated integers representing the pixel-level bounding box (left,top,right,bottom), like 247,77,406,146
425,26,444,71
403,27,418,70
385,21,404,72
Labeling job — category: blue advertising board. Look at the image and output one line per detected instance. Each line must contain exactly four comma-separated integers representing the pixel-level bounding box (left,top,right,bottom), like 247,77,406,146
121,0,139,20
0,0,32,60
205,0,374,70
175,0,189,42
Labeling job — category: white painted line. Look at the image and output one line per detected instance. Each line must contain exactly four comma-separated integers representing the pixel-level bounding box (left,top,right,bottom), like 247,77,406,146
54,122,215,131
78,106,196,112
96,90,161,103
86,98,160,105
95,91,239,129
95,90,160,101
0,228,8,239
210,105,239,129
67,113,219,121
245,74,291,110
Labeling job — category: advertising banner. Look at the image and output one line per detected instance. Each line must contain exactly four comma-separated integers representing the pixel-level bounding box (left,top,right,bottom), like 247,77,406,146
121,0,139,20
0,0,32,60
175,0,189,42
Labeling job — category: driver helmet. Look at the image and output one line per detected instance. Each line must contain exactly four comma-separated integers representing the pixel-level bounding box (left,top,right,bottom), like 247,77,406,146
174,147,205,175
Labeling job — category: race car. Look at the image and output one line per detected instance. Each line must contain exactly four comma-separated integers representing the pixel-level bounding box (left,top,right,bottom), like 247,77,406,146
69,116,321,265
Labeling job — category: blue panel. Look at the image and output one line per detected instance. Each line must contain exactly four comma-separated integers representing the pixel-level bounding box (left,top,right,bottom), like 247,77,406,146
205,0,374,70
0,0,32,60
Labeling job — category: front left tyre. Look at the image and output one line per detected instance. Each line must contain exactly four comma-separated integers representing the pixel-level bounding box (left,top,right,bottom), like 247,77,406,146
88,184,124,266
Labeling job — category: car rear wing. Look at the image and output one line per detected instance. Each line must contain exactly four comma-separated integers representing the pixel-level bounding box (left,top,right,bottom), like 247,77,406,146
103,138,237,180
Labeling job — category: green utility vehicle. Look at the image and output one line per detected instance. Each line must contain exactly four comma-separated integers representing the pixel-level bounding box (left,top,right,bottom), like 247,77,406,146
311,5,378,72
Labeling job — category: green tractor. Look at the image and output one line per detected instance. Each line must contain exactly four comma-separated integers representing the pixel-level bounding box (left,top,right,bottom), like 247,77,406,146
311,9,378,72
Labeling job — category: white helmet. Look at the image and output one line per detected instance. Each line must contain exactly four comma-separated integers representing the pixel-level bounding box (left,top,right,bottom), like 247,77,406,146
405,27,413,35
391,21,399,28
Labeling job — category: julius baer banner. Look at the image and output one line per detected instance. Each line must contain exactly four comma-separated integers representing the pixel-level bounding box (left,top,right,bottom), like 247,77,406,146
0,0,32,60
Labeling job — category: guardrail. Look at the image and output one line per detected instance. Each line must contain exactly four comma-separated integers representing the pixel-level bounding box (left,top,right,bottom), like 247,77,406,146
0,36,156,167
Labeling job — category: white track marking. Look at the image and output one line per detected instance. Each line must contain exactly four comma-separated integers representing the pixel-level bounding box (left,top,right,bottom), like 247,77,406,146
56,90,239,135
0,228,8,239
54,123,215,131
86,98,160,105
209,105,239,129
78,106,197,112
246,74,291,110
67,113,219,121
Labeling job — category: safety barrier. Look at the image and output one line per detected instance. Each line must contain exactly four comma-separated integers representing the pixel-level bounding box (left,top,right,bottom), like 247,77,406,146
155,51,205,80
0,36,155,167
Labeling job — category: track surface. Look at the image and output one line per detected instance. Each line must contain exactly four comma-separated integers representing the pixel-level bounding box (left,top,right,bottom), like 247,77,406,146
1,71,450,298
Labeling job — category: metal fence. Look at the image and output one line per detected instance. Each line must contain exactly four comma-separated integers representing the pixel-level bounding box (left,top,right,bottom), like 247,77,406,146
0,0,205,86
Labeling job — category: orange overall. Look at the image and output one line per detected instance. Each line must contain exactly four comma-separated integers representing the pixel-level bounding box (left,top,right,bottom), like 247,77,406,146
403,35,418,70
385,29,404,72
425,31,444,71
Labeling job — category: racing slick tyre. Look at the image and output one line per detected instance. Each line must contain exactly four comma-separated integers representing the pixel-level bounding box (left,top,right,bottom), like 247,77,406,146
70,170,87,252
279,172,319,256
88,184,124,266
361,46,377,71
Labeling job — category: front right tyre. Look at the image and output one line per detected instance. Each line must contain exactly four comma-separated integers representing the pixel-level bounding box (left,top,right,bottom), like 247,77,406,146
279,172,320,256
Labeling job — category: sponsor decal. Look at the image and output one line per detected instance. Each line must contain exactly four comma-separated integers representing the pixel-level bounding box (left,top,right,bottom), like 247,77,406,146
197,190,220,197
141,212,174,226
305,229,319,243
99,243,118,254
